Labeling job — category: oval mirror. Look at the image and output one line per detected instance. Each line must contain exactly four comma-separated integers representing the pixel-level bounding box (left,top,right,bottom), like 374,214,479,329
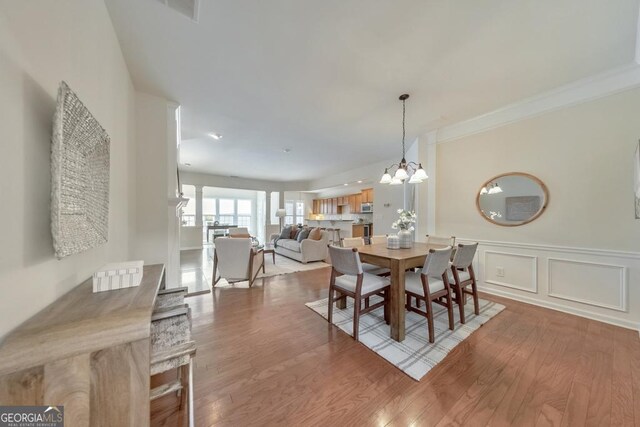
476,172,548,226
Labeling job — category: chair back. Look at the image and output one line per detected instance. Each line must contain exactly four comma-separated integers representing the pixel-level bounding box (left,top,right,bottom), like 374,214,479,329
451,243,478,269
422,246,453,279
215,237,251,279
369,235,387,245
228,227,249,236
328,245,363,276
426,235,456,247
342,237,365,248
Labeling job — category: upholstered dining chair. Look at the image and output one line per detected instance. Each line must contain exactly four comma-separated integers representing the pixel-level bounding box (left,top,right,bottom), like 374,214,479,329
448,243,479,324
404,246,454,343
425,235,456,246
213,237,264,287
327,245,391,341
369,235,387,245
340,237,390,276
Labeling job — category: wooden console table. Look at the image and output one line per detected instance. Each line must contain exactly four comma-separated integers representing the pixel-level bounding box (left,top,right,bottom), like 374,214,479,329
0,264,166,427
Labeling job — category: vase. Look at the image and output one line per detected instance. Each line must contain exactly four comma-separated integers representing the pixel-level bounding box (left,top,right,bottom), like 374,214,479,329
386,235,400,249
398,229,413,248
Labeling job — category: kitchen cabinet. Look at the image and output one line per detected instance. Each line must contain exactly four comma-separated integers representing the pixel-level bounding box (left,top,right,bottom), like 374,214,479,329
361,188,374,203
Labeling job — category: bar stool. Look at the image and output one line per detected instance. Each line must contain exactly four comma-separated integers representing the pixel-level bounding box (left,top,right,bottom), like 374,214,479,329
325,228,341,245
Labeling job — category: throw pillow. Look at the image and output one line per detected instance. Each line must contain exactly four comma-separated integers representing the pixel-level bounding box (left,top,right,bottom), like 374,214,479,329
290,227,300,239
296,229,311,242
280,226,292,240
309,227,322,240
230,233,251,238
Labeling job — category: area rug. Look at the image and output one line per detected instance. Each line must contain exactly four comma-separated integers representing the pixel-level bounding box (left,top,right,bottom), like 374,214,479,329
305,295,505,381
211,255,330,287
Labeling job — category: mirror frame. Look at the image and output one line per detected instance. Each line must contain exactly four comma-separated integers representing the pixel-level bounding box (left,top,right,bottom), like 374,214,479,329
476,172,549,227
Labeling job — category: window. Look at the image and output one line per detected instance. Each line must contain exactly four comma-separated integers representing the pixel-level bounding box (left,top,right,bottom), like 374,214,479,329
237,199,252,230
202,196,217,226
181,185,196,226
285,200,305,226
270,192,280,225
284,200,294,226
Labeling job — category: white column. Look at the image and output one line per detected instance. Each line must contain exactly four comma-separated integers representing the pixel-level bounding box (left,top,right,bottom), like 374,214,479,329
195,185,203,227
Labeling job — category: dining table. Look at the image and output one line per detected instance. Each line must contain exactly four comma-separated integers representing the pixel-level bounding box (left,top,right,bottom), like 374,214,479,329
349,242,448,342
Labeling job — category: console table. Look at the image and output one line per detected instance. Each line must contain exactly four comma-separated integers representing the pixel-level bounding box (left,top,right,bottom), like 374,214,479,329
0,264,166,426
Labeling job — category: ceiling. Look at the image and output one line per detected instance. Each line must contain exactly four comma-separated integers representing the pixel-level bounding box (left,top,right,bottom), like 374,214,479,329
105,0,639,181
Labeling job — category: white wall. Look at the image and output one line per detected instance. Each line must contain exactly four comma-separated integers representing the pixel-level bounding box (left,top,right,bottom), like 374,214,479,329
0,0,136,338
433,87,640,330
133,93,175,279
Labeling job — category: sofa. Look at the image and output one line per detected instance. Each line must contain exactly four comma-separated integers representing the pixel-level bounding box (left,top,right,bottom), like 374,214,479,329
269,230,329,264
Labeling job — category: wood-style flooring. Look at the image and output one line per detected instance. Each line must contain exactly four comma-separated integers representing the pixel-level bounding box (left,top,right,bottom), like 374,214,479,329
151,259,640,426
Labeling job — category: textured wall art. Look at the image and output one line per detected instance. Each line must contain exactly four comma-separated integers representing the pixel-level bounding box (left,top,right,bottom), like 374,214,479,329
51,81,110,259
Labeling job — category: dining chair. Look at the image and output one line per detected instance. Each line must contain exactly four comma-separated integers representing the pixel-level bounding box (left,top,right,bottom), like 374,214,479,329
369,235,387,245
404,246,454,343
425,234,456,246
327,245,391,341
447,243,479,324
341,237,390,276
213,237,265,287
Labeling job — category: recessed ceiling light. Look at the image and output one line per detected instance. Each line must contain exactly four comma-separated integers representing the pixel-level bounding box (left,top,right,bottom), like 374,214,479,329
183,163,191,166
343,183,348,186
283,148,291,153
357,180,363,184
208,133,222,140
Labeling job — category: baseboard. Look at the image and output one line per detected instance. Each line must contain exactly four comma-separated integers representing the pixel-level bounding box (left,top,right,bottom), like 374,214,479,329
181,246,203,251
479,285,640,332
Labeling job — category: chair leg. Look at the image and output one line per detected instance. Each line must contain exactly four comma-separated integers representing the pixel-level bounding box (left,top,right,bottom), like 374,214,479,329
179,364,189,410
353,298,361,341
471,280,480,315
416,299,421,308
446,290,454,331
365,297,370,309
455,284,465,324
328,288,334,324
405,293,411,309
188,361,194,427
426,299,435,343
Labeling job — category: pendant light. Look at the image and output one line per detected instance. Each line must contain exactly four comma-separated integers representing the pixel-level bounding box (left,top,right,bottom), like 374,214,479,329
379,94,428,185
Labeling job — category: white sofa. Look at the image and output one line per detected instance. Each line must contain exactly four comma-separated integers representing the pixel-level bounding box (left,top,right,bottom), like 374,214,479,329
270,230,329,264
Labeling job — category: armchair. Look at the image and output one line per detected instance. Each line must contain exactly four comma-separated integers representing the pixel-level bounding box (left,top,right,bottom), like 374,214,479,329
213,237,265,287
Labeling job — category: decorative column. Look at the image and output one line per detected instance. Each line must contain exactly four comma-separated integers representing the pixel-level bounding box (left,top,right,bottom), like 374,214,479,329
195,185,203,227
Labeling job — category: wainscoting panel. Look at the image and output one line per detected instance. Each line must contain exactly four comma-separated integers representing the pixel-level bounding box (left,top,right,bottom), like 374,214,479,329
547,258,626,311
457,239,640,331
483,251,537,293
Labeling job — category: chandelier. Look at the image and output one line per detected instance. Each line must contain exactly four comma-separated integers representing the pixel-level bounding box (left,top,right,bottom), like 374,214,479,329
380,94,428,185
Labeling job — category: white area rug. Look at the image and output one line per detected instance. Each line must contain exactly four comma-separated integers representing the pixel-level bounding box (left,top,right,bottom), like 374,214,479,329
212,255,330,287
306,296,505,381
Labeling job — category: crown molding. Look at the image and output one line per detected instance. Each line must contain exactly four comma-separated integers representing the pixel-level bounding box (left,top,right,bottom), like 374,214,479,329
436,64,640,143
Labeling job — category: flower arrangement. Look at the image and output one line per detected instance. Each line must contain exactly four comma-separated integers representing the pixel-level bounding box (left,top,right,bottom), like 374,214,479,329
391,209,416,231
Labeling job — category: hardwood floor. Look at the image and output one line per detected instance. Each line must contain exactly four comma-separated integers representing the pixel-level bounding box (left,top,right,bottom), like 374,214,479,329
151,261,640,426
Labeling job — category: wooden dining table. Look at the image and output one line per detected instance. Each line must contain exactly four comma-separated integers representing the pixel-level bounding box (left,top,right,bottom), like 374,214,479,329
353,242,447,342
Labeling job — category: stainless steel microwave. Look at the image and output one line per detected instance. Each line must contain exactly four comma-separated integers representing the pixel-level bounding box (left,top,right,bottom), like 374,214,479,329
360,203,373,213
